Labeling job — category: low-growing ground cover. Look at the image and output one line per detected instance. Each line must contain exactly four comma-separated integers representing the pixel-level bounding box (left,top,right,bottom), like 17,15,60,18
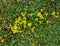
0,0,60,46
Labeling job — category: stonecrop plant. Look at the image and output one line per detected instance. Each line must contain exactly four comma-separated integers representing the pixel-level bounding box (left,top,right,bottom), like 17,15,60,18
0,0,60,46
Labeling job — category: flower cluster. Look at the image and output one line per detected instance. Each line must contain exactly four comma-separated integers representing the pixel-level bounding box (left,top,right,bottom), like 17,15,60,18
10,11,59,34
52,11,59,19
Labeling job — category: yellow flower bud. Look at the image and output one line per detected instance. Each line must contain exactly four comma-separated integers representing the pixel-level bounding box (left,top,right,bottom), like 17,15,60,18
39,21,43,24
23,24,26,28
52,11,55,15
28,22,32,27
34,18,38,21
54,15,59,19
31,27,35,33
37,12,44,19
31,42,35,46
21,12,27,17
30,13,33,17
1,39,5,43
13,30,18,34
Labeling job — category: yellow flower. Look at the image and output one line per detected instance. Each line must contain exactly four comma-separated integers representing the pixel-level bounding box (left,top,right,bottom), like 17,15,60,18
23,16,26,20
31,27,35,33
21,12,27,17
14,24,18,29
31,42,35,46
15,20,19,24
15,16,21,24
27,22,32,27
39,20,43,24
10,24,18,34
29,13,33,17
34,18,38,21
37,12,44,19
52,11,55,15
22,20,27,24
10,16,24,34
19,22,23,25
54,15,59,19
1,39,5,43
37,12,41,16
12,30,18,34
23,24,26,28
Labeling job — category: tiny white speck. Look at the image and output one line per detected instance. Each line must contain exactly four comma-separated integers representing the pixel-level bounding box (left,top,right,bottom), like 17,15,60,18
41,9,43,12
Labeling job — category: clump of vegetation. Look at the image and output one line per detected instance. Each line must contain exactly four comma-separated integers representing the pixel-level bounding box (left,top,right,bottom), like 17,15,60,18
0,0,60,46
